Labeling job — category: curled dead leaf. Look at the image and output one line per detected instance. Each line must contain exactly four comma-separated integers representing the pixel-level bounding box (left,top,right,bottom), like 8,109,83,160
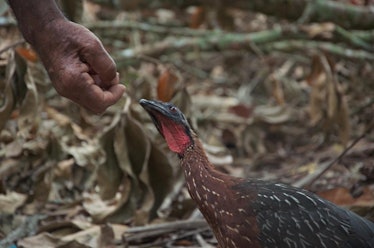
96,99,173,224
0,191,27,214
187,6,206,29
306,54,350,145
15,47,39,63
0,51,16,132
317,186,374,208
301,23,335,38
157,68,181,102
254,105,291,124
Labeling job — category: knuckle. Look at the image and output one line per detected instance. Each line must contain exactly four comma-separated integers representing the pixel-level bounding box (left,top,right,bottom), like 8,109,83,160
85,35,104,51
103,61,116,77
86,37,102,51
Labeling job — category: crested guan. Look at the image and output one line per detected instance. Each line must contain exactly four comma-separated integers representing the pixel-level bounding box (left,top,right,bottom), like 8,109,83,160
139,99,374,248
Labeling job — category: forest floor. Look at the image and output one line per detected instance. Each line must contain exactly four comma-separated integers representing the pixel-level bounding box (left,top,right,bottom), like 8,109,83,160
1,0,374,247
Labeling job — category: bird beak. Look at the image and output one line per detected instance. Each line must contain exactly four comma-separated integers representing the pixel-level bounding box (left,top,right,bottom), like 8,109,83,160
139,99,167,137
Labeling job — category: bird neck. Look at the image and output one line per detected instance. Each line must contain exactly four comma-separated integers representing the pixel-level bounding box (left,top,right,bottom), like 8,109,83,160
180,134,218,179
180,136,220,216
180,133,249,206
180,135,261,247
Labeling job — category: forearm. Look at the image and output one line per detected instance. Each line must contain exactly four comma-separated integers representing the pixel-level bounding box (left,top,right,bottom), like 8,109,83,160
8,0,66,46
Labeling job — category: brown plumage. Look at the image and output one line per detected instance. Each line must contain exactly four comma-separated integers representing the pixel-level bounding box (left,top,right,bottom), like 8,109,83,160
140,99,374,248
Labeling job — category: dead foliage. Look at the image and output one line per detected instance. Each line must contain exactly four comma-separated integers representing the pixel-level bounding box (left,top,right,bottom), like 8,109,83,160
0,0,374,247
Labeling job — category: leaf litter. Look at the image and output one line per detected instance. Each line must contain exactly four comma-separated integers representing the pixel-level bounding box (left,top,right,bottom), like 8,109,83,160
1,1,374,247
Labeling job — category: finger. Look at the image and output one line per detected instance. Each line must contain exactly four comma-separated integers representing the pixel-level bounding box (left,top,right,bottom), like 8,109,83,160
51,63,124,114
101,83,126,107
81,39,118,87
79,82,126,114
92,72,120,89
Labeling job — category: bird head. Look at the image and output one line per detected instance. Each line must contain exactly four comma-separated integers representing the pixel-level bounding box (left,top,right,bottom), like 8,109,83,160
139,99,193,156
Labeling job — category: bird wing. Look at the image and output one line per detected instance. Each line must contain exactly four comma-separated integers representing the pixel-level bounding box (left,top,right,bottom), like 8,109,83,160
232,180,374,248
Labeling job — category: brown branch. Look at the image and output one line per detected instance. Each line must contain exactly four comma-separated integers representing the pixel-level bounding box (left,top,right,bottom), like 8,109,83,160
117,0,374,30
114,26,374,63
123,219,208,242
232,0,374,30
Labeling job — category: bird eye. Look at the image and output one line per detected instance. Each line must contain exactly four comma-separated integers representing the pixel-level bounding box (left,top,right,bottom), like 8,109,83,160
169,106,177,112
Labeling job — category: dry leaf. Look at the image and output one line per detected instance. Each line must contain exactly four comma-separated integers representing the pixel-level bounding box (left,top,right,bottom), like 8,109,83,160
188,6,206,29
302,23,335,38
306,54,350,145
157,68,179,102
0,191,27,214
97,100,173,224
83,192,118,221
271,79,285,105
122,110,154,225
61,225,101,247
0,51,16,132
254,105,291,124
147,143,174,219
16,57,40,139
111,224,129,240
18,232,62,248
15,47,38,63
267,60,294,105
19,230,96,248
97,110,123,200
317,186,374,207
228,104,253,119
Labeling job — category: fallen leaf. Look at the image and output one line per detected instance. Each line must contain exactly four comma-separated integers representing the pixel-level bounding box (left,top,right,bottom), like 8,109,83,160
61,225,101,247
19,232,92,248
0,51,16,131
83,192,118,221
0,191,27,214
302,23,335,38
306,54,350,145
15,47,38,63
254,105,291,124
228,104,253,119
188,6,206,29
317,186,374,207
157,68,180,102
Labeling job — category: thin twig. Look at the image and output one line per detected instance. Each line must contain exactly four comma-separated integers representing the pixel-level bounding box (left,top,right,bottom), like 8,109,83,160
123,219,209,247
293,121,374,188
125,219,208,234
261,40,374,60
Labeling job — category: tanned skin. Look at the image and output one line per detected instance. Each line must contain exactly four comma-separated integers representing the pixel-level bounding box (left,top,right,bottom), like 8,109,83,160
8,0,125,113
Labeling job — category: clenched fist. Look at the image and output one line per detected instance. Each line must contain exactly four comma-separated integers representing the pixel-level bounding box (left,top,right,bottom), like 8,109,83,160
9,0,125,113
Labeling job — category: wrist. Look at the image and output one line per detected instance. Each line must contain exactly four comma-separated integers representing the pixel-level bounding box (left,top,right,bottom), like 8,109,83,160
8,0,66,45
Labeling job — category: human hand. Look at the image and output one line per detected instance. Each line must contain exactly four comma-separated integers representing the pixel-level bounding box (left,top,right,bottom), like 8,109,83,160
32,19,125,113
